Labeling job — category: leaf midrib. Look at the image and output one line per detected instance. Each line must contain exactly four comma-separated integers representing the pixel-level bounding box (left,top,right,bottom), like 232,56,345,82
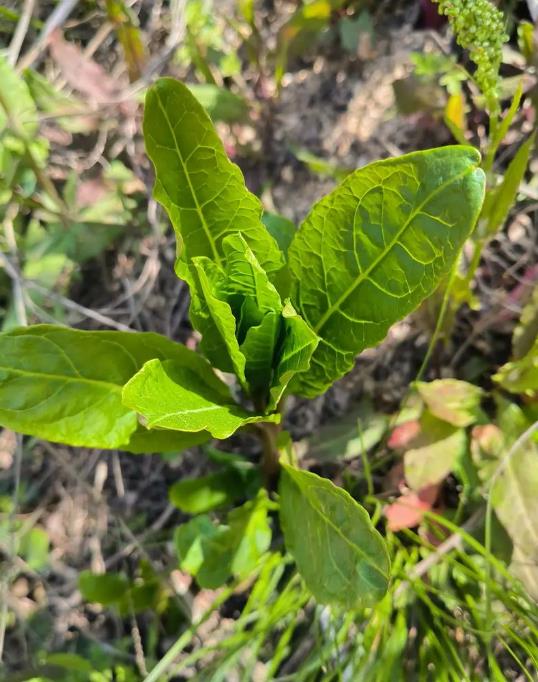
290,472,389,582
312,166,476,334
0,365,122,392
154,89,222,267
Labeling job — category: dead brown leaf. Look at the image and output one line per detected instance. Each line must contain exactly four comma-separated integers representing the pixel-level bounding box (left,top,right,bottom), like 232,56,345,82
49,30,119,104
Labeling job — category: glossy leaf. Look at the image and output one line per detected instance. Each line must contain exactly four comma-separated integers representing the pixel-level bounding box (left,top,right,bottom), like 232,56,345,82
268,302,319,411
287,146,485,397
221,234,282,314
174,490,272,588
416,379,485,427
0,325,218,449
189,234,316,406
143,78,282,276
279,464,389,606
189,258,247,382
404,412,467,490
122,359,278,439
241,311,281,392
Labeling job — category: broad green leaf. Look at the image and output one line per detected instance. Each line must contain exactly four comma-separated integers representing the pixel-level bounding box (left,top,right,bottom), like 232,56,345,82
491,434,538,600
169,467,259,514
143,78,282,275
287,146,485,397
403,411,467,490
0,54,37,137
268,302,319,411
188,233,315,406
483,135,533,236
241,311,280,392
513,283,538,360
175,515,230,587
125,425,210,455
79,571,129,605
279,464,389,606
415,379,485,427
187,83,248,123
303,399,388,462
0,325,220,449
189,258,247,382
174,490,272,588
493,336,538,398
221,233,281,314
122,358,278,439
262,212,296,257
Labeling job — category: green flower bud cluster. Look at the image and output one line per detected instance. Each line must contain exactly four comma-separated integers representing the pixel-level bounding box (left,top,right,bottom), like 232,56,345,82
432,0,508,111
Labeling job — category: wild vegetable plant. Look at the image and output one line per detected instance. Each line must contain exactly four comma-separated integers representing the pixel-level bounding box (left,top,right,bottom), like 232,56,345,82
0,78,486,607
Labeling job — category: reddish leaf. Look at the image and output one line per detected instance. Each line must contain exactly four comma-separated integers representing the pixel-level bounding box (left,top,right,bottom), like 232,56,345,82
385,484,440,532
49,31,118,104
76,178,109,207
388,420,421,449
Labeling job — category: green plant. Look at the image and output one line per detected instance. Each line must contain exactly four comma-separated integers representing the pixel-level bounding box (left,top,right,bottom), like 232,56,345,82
0,54,139,330
0,78,486,613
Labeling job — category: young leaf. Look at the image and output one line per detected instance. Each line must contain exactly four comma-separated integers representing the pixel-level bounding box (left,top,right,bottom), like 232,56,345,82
221,234,282,313
0,325,217,449
169,467,259,514
143,78,283,275
415,379,485,427
268,302,319,411
122,359,279,439
287,146,485,397
241,311,281,392
174,490,272,588
189,257,247,383
279,464,390,607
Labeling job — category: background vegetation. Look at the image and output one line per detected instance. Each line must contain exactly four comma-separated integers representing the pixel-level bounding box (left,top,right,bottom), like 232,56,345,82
0,1,537,680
